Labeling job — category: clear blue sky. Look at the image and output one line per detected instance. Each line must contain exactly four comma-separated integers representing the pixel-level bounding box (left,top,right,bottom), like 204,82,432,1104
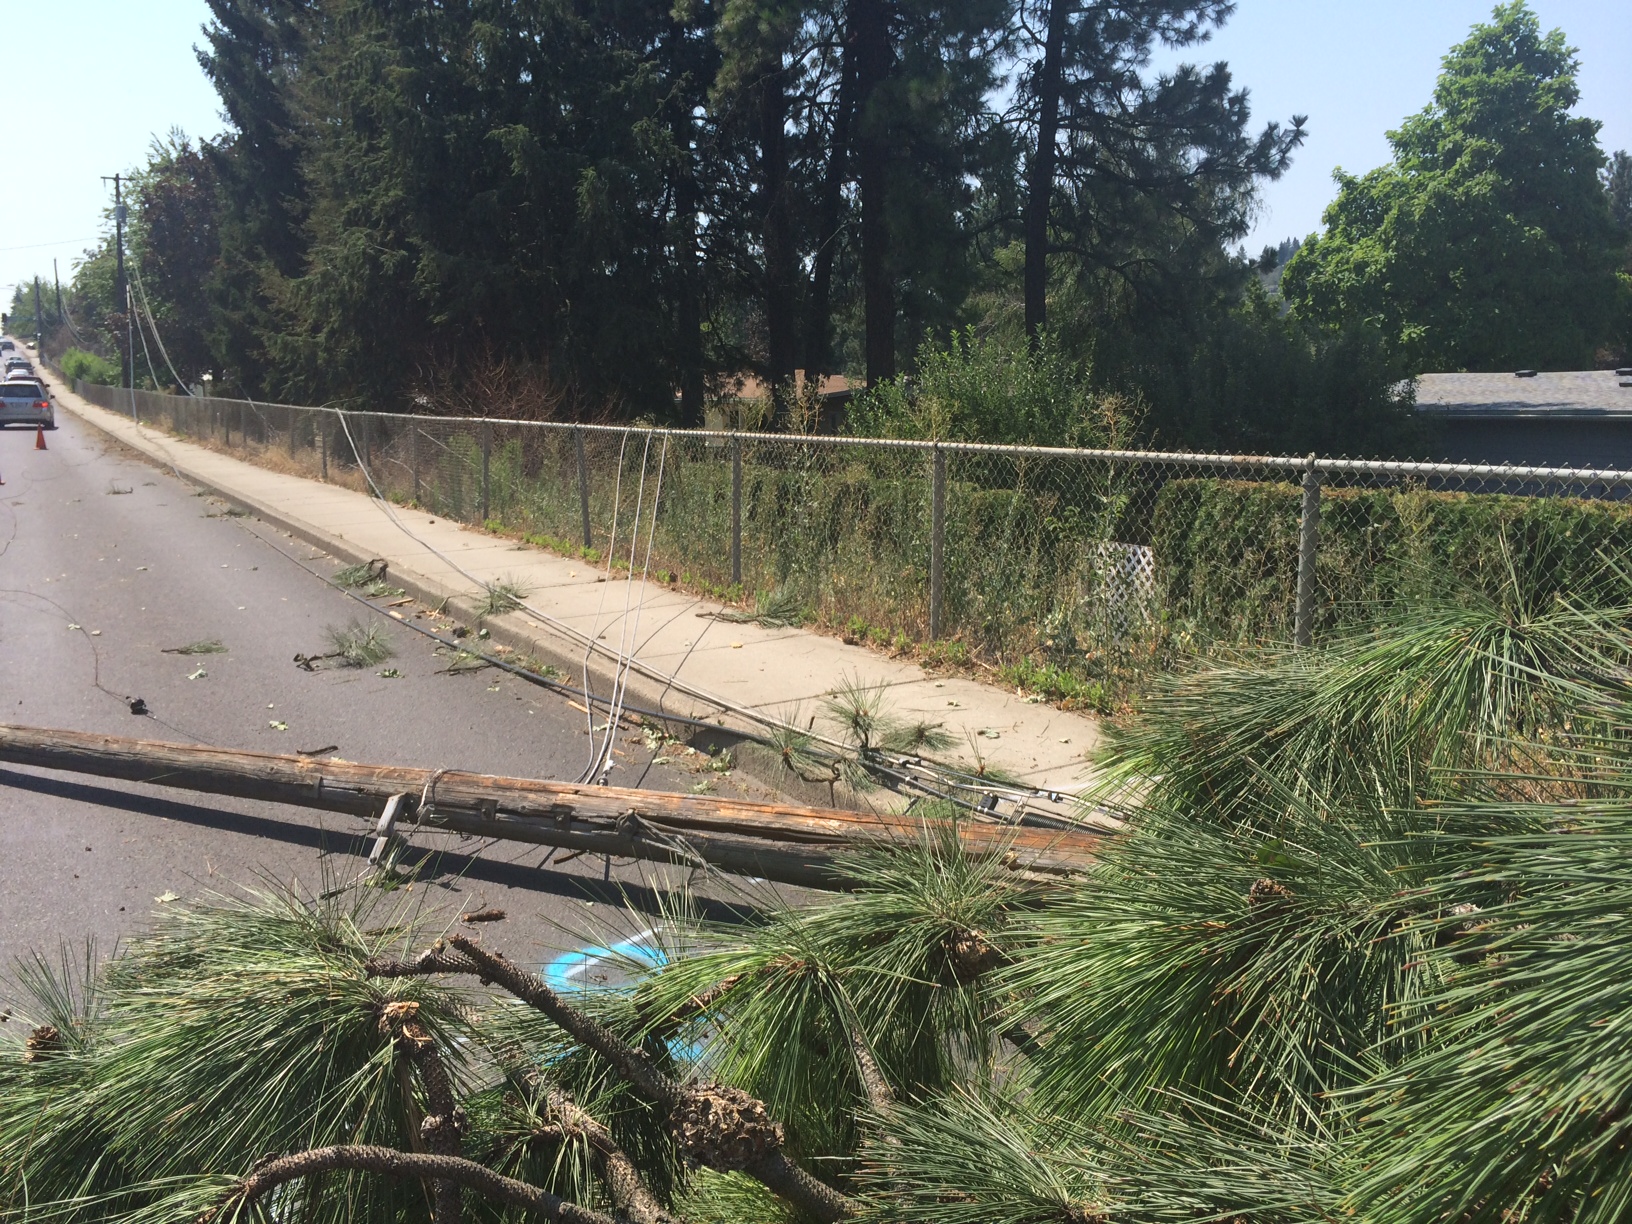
2,0,1628,305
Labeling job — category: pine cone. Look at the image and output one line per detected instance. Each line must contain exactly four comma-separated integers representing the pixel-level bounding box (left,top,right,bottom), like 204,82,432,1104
24,1024,62,1062
944,927,1004,982
1248,877,1295,910
670,1084,784,1170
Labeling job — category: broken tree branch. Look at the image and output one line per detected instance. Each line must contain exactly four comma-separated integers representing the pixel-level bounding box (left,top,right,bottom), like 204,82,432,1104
0,723,1101,890
849,1029,895,1115
368,936,856,1222
212,1145,618,1224
530,1074,680,1224
381,1000,465,1224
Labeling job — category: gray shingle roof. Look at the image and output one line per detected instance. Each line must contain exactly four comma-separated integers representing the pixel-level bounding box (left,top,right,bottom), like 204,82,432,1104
1415,371,1632,417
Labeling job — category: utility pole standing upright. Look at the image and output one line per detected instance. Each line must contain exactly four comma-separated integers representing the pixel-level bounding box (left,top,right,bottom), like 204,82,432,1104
32,277,42,359
53,259,63,323
101,173,128,390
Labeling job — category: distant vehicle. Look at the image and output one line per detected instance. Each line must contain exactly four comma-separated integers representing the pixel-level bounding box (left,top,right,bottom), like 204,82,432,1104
24,340,35,350
0,378,54,430
4,358,34,377
0,338,13,352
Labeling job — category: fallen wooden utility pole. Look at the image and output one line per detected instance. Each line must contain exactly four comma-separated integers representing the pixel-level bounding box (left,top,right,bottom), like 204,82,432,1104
0,725,1101,890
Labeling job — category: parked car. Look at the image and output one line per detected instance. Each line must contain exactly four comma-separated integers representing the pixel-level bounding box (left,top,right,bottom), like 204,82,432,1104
0,378,54,429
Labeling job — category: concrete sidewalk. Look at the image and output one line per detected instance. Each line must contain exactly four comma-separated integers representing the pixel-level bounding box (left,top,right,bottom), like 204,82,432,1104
41,371,1101,815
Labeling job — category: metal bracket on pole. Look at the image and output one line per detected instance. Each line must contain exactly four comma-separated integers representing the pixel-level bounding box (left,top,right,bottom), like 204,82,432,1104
1294,453,1322,648
929,443,946,640
368,793,408,867
730,433,743,587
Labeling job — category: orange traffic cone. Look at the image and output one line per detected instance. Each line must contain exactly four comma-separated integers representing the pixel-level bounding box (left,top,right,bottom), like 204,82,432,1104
34,426,46,451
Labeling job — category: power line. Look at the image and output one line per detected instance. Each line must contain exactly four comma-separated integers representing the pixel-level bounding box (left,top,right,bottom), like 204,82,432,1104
0,236,99,253
129,264,192,393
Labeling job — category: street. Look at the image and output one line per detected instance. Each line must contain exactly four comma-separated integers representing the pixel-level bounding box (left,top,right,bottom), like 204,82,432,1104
0,410,769,980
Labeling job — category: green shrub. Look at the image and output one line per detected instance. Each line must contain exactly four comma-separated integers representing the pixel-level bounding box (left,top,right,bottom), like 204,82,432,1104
59,347,120,384
999,657,1111,711
1152,477,1632,644
849,329,1131,447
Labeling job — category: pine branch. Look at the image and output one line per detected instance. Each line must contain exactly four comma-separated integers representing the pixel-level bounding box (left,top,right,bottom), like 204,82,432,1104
380,1000,465,1224
653,972,744,1036
210,1145,618,1224
449,935,679,1109
506,1057,680,1224
368,936,857,1221
850,1027,896,1113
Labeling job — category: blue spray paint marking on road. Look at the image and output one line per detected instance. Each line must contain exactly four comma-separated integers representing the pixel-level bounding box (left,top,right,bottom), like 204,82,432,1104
541,928,704,1065
543,928,666,995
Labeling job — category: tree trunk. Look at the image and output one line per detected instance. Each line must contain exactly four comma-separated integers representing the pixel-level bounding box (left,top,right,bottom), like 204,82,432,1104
1024,0,1068,346
805,33,858,380
853,0,894,386
670,23,706,429
761,61,798,418
675,134,706,428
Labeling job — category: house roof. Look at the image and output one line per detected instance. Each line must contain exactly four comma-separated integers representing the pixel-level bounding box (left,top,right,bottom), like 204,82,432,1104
1415,371,1632,418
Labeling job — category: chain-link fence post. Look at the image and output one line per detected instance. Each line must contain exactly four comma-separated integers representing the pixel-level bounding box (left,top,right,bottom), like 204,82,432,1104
575,427,592,549
287,405,296,457
480,421,492,524
930,442,946,640
410,423,421,504
731,433,743,587
320,415,329,481
1295,453,1322,648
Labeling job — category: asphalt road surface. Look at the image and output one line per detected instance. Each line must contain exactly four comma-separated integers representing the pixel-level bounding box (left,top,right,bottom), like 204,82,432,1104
0,410,775,990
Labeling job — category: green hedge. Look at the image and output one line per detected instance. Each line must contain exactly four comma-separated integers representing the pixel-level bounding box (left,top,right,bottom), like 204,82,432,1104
1152,478,1632,643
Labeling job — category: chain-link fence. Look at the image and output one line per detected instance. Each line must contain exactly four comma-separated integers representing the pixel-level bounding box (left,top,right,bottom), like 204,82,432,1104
72,381,1632,708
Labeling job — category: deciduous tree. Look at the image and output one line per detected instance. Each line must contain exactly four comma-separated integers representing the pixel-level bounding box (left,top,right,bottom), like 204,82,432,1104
1283,1,1629,372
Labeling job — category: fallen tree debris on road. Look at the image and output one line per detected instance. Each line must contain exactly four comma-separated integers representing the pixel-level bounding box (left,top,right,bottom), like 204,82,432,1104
0,724,1101,890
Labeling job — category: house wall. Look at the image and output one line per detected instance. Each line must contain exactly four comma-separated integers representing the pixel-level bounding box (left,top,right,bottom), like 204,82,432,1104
1430,417,1632,471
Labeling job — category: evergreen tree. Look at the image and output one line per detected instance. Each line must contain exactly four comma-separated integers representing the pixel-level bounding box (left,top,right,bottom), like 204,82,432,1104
128,133,222,387
1015,0,1304,343
196,0,312,398
1606,149,1632,239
